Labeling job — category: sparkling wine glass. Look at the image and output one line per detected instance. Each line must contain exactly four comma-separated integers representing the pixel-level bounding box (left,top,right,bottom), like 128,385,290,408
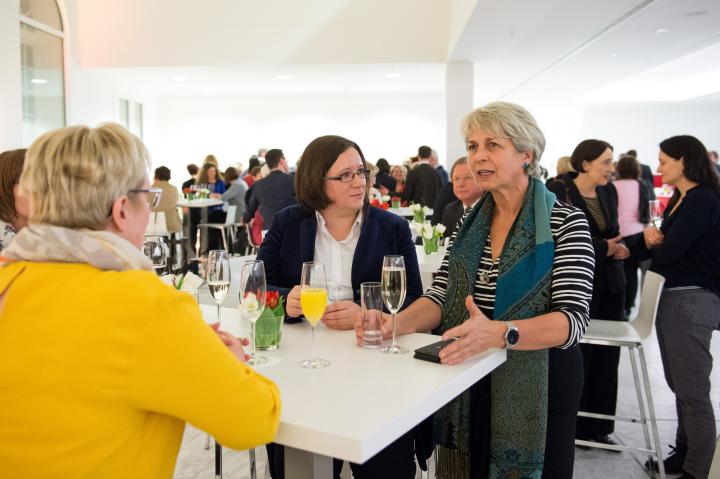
240,260,267,366
380,255,408,354
143,235,167,274
649,200,663,228
207,250,230,326
299,262,330,368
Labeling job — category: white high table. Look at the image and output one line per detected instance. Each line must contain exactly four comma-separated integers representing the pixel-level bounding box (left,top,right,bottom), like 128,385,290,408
177,198,224,253
415,245,446,290
201,305,506,479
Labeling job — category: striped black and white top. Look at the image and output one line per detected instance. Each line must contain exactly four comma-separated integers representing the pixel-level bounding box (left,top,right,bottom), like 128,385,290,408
424,201,594,349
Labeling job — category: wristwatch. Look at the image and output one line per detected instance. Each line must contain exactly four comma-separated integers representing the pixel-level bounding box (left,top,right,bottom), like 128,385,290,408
504,321,519,349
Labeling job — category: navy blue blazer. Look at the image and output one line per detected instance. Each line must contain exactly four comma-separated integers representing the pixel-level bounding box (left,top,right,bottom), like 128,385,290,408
257,203,423,320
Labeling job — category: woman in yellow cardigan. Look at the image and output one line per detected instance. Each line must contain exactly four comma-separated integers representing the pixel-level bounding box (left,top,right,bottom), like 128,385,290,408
0,123,281,478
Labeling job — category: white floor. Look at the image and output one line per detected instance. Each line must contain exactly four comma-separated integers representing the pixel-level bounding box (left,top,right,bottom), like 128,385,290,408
173,318,720,479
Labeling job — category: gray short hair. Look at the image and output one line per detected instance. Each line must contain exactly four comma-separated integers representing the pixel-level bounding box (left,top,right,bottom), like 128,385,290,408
23,123,150,229
461,101,546,177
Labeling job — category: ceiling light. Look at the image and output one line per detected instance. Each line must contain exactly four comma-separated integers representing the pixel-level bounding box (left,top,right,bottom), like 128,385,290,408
609,53,619,58
171,76,187,82
654,28,670,34
30,78,47,84
386,73,401,79
682,11,707,17
277,74,293,80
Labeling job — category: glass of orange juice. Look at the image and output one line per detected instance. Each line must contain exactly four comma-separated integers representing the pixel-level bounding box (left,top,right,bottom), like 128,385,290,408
299,262,330,368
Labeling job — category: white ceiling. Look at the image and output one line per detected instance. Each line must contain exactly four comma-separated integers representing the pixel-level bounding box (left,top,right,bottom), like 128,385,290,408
72,0,720,103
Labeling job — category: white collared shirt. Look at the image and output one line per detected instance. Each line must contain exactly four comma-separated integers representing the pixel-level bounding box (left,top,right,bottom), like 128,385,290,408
314,211,363,301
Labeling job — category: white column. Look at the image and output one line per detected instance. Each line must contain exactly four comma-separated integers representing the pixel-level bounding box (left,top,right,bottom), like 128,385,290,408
445,61,474,168
0,1,23,150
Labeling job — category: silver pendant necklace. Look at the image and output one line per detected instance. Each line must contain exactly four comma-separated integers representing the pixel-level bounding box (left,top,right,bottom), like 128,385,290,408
478,256,496,284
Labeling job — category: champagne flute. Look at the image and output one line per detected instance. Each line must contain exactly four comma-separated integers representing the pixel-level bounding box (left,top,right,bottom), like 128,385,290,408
380,255,408,354
299,262,330,369
240,260,267,366
207,250,230,326
649,200,663,228
143,235,167,274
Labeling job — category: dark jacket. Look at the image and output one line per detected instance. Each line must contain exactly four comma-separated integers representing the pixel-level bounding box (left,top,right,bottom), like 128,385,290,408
645,185,720,297
440,200,466,238
430,182,457,225
242,170,296,227
375,171,397,193
403,163,441,208
435,165,449,187
553,174,626,299
257,203,423,319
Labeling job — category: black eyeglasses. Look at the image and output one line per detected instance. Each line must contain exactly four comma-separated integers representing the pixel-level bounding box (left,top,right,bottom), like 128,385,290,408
128,188,163,208
323,168,370,183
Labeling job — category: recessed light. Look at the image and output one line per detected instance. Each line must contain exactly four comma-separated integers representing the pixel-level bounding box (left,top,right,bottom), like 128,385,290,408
277,74,293,80
654,28,671,34
386,73,401,79
171,76,187,82
30,78,47,84
682,11,707,17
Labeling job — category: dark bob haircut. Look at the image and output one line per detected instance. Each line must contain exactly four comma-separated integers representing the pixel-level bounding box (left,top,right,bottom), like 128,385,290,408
376,158,390,175
295,135,367,211
616,154,640,180
0,149,26,224
570,139,613,173
660,135,719,209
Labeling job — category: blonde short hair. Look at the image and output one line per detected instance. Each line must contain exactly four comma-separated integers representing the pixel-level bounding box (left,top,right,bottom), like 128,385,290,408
22,123,150,229
556,156,574,176
461,101,546,178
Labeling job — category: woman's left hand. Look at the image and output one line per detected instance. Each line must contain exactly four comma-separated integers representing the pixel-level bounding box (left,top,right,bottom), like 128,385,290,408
613,242,630,260
439,296,506,365
322,301,361,330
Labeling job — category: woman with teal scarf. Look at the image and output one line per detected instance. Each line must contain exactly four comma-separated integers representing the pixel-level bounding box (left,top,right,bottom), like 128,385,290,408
356,102,595,478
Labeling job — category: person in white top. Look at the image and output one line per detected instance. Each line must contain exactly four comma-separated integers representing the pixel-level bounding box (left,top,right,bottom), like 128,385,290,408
257,134,424,479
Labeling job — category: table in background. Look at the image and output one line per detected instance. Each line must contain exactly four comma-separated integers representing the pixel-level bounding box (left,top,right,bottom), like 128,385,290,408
201,305,506,479
388,207,433,219
177,198,224,254
415,244,445,290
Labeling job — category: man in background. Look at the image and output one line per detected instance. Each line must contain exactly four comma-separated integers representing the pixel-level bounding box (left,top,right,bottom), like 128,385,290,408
403,145,441,208
243,148,296,229
429,149,449,186
440,157,484,237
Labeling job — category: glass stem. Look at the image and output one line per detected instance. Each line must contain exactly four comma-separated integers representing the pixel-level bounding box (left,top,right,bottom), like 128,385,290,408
249,321,256,358
311,324,317,360
391,312,397,347
217,304,221,325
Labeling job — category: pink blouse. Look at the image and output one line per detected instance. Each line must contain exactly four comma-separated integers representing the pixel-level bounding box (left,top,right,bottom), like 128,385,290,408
614,179,645,237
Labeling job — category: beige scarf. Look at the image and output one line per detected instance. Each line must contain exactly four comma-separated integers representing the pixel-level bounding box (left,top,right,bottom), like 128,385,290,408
2,224,154,272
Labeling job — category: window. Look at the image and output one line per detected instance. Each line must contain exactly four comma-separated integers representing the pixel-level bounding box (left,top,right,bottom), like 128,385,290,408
19,0,65,145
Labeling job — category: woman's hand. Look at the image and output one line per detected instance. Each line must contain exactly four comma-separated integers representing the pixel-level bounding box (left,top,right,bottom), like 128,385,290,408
286,285,303,318
210,322,250,362
322,301,360,330
613,242,630,260
354,310,396,346
606,234,623,257
209,193,221,199
438,296,506,365
643,226,664,249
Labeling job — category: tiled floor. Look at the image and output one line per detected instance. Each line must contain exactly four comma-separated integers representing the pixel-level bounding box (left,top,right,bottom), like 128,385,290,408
173,322,720,479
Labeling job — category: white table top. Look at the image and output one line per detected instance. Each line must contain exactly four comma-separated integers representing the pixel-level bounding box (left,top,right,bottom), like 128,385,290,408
201,305,506,463
415,245,445,273
388,207,433,218
177,198,223,208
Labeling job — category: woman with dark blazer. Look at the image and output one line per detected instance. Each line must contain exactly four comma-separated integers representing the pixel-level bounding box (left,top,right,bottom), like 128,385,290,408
258,135,423,479
550,139,630,446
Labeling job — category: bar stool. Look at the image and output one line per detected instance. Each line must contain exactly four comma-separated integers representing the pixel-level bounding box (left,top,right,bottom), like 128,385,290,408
196,205,237,255
576,271,666,478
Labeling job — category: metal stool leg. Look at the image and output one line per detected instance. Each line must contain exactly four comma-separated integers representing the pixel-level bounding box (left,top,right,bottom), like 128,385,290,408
628,345,653,466
215,440,222,479
249,447,257,479
204,433,211,450
638,345,666,479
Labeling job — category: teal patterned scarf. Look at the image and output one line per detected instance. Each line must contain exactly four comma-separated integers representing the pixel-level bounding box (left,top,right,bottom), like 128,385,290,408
435,178,556,478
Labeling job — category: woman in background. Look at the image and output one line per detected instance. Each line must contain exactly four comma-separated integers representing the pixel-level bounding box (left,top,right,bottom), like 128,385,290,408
0,149,29,250
613,154,650,318
643,135,720,479
390,164,407,195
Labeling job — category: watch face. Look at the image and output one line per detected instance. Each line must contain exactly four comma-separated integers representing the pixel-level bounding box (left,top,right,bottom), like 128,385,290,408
507,328,519,346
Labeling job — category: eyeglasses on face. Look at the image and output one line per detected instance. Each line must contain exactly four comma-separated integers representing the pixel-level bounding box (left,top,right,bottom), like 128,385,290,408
323,168,370,183
128,187,163,208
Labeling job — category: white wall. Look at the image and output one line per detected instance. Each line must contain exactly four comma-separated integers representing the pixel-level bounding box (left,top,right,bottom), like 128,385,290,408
154,92,446,181
0,0,23,151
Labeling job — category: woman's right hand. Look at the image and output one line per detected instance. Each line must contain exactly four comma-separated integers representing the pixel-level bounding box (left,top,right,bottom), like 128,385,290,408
211,323,250,362
643,225,664,249
354,310,399,346
286,285,303,318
